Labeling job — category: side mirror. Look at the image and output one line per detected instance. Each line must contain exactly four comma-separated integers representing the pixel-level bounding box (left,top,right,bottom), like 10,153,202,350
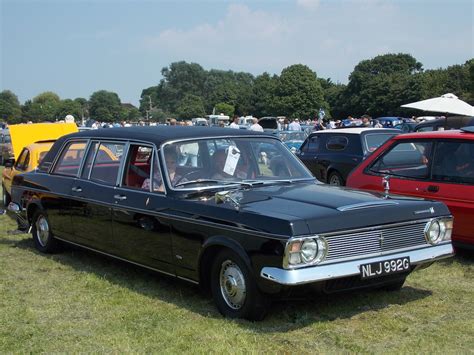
4,158,15,168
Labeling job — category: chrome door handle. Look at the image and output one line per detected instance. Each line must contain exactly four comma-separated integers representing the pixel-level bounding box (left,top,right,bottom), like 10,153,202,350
114,194,127,201
71,186,82,192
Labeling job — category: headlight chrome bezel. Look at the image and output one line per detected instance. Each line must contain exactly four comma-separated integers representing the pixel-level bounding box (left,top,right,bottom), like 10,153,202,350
284,236,328,269
424,217,453,245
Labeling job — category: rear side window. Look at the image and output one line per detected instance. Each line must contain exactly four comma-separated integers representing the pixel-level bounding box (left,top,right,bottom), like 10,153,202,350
123,145,153,189
89,142,125,185
52,141,87,176
364,133,396,154
432,141,474,184
15,148,30,171
326,136,348,151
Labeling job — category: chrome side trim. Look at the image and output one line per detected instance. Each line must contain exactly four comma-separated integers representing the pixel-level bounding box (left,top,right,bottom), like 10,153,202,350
260,243,453,285
53,236,199,285
337,201,399,211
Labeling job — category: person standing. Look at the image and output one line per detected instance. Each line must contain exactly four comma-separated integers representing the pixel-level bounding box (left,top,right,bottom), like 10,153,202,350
288,118,301,131
229,116,240,129
249,118,264,132
361,114,372,127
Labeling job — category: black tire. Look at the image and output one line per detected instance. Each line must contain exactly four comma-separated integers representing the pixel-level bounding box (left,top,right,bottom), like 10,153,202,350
210,249,268,321
328,171,345,186
383,277,406,291
31,210,59,253
2,185,11,207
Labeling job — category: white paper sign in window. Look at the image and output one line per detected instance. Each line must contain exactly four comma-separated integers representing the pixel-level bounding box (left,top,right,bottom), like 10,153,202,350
223,145,240,176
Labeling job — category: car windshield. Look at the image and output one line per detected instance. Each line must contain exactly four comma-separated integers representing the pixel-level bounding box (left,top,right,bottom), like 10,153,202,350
364,133,398,154
162,137,314,190
278,131,307,142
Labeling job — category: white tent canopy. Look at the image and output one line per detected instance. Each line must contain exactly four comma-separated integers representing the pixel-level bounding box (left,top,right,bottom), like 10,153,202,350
401,93,474,116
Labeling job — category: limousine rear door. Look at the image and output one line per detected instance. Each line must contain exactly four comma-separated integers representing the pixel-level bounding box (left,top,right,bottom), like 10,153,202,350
111,144,174,275
69,141,126,253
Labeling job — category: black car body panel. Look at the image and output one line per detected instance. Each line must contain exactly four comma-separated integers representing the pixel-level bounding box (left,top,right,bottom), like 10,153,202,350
8,126,454,319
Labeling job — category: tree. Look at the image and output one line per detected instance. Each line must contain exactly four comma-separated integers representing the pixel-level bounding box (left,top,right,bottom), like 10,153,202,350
89,90,122,122
251,73,278,117
344,53,424,117
21,91,61,122
274,64,327,119
0,90,22,124
176,94,206,120
214,102,235,117
55,99,82,121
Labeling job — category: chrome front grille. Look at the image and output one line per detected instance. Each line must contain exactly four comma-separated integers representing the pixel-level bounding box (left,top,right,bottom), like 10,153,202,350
324,221,428,262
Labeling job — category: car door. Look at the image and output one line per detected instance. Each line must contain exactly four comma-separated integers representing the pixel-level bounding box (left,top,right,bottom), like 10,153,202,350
3,147,29,193
428,140,474,244
69,140,126,252
297,134,322,179
320,134,356,183
111,144,174,274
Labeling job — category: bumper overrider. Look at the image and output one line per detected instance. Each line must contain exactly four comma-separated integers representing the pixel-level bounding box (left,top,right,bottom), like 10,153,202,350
260,243,453,285
7,202,29,230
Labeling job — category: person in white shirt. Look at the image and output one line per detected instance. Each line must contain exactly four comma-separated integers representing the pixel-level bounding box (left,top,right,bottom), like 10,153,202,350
229,116,240,129
249,118,264,132
288,118,301,131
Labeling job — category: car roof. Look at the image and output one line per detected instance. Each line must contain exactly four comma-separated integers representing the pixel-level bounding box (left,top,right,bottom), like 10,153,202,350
62,126,267,145
311,128,399,135
393,129,474,140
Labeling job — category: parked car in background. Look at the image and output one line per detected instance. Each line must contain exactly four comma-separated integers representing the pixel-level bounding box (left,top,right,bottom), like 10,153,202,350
376,117,405,128
7,126,454,320
414,116,474,132
258,116,280,132
394,122,417,133
276,130,307,153
347,127,474,250
2,141,55,205
0,129,12,165
296,128,400,186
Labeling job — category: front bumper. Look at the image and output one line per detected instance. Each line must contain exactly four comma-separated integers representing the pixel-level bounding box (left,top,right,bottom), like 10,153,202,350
260,243,453,285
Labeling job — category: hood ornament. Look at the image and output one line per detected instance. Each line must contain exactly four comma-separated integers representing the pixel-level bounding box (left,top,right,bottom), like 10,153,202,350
382,175,391,197
215,190,242,210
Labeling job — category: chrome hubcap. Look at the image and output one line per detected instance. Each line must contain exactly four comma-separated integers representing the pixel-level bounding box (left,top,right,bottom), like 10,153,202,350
329,175,341,185
219,260,246,310
36,215,50,247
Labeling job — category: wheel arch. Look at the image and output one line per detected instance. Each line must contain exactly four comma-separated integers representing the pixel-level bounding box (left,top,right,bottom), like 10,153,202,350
198,236,252,293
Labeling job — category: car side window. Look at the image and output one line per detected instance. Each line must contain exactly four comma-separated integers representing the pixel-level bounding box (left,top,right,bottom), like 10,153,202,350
432,141,474,184
89,142,125,186
122,145,153,190
304,136,320,153
15,148,30,171
326,136,348,151
370,141,432,179
52,141,88,176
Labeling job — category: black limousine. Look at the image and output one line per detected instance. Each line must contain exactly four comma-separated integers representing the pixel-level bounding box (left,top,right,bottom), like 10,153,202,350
8,126,454,320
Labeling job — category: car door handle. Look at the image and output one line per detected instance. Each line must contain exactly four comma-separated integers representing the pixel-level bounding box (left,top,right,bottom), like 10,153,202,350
426,185,439,193
71,186,82,192
114,194,127,201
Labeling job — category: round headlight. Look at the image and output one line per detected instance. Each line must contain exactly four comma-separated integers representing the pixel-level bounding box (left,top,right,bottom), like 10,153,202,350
301,239,318,263
425,219,443,245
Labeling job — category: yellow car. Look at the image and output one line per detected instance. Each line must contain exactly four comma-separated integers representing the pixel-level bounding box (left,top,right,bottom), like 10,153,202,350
2,122,78,205
2,141,55,205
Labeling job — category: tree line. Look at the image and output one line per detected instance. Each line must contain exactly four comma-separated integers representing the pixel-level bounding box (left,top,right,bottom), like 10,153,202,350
1,53,472,125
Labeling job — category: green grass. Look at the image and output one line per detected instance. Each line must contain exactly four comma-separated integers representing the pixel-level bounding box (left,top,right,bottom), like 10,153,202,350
1,167,473,352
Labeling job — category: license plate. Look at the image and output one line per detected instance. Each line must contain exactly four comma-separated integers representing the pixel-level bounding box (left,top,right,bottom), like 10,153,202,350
360,257,410,279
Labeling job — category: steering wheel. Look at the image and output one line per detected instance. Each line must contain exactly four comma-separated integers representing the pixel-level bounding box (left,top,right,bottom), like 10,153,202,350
174,170,202,185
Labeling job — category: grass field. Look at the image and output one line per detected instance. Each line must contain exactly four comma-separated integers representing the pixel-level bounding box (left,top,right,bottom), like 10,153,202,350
0,168,473,352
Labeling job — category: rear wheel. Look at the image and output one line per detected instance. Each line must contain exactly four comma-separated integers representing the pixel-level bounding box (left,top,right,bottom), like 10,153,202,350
31,210,59,253
211,249,268,320
328,171,345,186
2,185,11,206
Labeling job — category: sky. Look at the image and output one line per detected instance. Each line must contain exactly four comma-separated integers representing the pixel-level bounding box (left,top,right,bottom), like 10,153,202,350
1,0,473,107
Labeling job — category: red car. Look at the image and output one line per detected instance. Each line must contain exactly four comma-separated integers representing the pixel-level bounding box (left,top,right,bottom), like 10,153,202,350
347,127,474,249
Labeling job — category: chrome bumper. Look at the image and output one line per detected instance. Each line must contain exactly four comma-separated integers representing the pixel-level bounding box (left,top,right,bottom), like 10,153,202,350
7,202,28,228
260,243,454,285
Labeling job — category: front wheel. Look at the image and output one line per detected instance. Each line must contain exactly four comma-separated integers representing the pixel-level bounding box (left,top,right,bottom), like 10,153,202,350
211,250,268,320
31,210,59,253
